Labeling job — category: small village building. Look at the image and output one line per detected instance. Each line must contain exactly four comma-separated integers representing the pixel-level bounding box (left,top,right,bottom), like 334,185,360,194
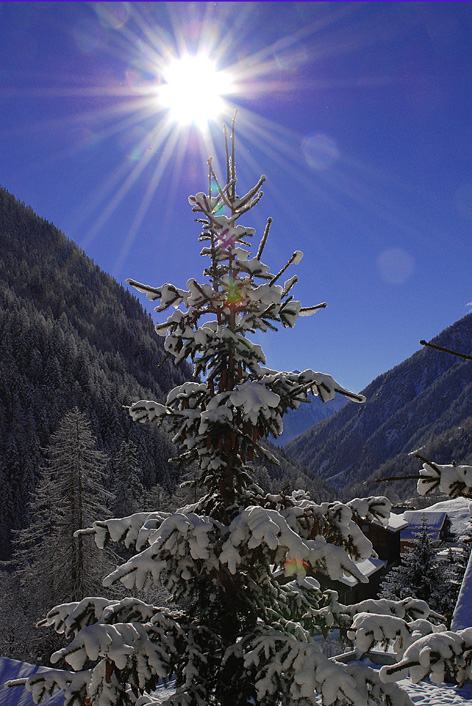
400,511,449,551
360,513,408,566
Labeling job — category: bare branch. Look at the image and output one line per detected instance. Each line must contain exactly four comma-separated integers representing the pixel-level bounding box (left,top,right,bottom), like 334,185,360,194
375,475,422,483
299,303,327,315
420,340,472,361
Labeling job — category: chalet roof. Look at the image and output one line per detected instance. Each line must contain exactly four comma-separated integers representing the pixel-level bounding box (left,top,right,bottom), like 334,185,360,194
451,550,472,631
339,557,386,587
402,510,448,529
400,510,448,543
370,513,408,532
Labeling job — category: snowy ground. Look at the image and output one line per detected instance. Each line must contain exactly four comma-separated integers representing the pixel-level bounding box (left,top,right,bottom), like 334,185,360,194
398,677,472,705
0,658,63,706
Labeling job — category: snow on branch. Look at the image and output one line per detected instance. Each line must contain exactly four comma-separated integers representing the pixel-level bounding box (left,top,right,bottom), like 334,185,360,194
76,511,171,551
6,668,91,706
219,505,369,584
347,497,392,526
348,612,445,657
242,627,414,706
380,627,472,686
416,455,472,498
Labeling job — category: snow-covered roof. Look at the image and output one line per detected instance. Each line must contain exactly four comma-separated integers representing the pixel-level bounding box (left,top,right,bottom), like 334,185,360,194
415,497,471,538
402,510,448,529
400,510,448,543
369,513,408,532
451,550,472,631
339,557,386,587
385,513,408,532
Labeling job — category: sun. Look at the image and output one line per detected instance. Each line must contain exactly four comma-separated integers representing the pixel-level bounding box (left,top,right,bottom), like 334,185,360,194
158,53,233,129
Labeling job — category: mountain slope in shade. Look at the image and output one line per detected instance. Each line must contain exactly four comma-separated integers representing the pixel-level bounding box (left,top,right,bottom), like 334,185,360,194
286,313,472,499
0,186,193,559
271,393,346,446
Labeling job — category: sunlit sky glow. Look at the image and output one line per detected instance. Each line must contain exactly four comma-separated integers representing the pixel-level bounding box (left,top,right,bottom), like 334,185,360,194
2,2,472,393
158,54,233,127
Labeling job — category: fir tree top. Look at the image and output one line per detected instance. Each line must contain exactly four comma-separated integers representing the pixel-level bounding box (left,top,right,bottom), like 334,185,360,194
126,114,365,519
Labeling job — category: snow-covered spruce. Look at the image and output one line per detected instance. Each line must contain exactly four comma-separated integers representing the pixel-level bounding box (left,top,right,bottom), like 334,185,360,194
8,118,457,706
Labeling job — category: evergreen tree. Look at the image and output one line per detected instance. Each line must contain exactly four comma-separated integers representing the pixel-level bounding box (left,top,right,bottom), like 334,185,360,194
435,544,469,624
379,519,449,613
141,482,171,512
13,120,450,706
0,569,32,661
111,440,144,518
2,409,119,661
11,410,114,633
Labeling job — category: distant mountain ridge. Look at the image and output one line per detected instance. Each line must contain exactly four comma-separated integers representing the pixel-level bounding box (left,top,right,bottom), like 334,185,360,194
286,313,472,499
272,392,346,446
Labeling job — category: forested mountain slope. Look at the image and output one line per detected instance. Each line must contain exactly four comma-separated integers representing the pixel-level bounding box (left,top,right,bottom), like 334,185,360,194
0,186,192,559
286,313,472,500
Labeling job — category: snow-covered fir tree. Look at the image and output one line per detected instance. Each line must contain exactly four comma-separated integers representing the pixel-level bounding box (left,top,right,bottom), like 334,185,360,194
435,544,469,624
378,519,451,620
2,408,116,661
11,119,470,706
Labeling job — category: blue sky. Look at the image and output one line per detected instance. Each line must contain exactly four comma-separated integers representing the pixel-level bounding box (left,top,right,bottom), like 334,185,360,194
1,1,472,394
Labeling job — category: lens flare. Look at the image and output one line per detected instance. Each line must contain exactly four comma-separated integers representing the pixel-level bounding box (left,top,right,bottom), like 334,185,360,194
126,66,158,95
284,558,309,578
377,248,414,285
225,277,244,308
69,127,99,163
72,18,107,54
302,133,340,171
94,2,129,30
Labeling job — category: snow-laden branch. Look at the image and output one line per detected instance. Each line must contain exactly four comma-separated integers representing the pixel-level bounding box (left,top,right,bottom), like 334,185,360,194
417,459,472,498
380,627,472,686
241,627,414,706
7,668,91,706
76,511,171,552
348,612,445,657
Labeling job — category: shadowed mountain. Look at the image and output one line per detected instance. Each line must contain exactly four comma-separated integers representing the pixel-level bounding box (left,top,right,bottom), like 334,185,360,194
0,186,193,559
271,392,346,446
285,313,472,500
